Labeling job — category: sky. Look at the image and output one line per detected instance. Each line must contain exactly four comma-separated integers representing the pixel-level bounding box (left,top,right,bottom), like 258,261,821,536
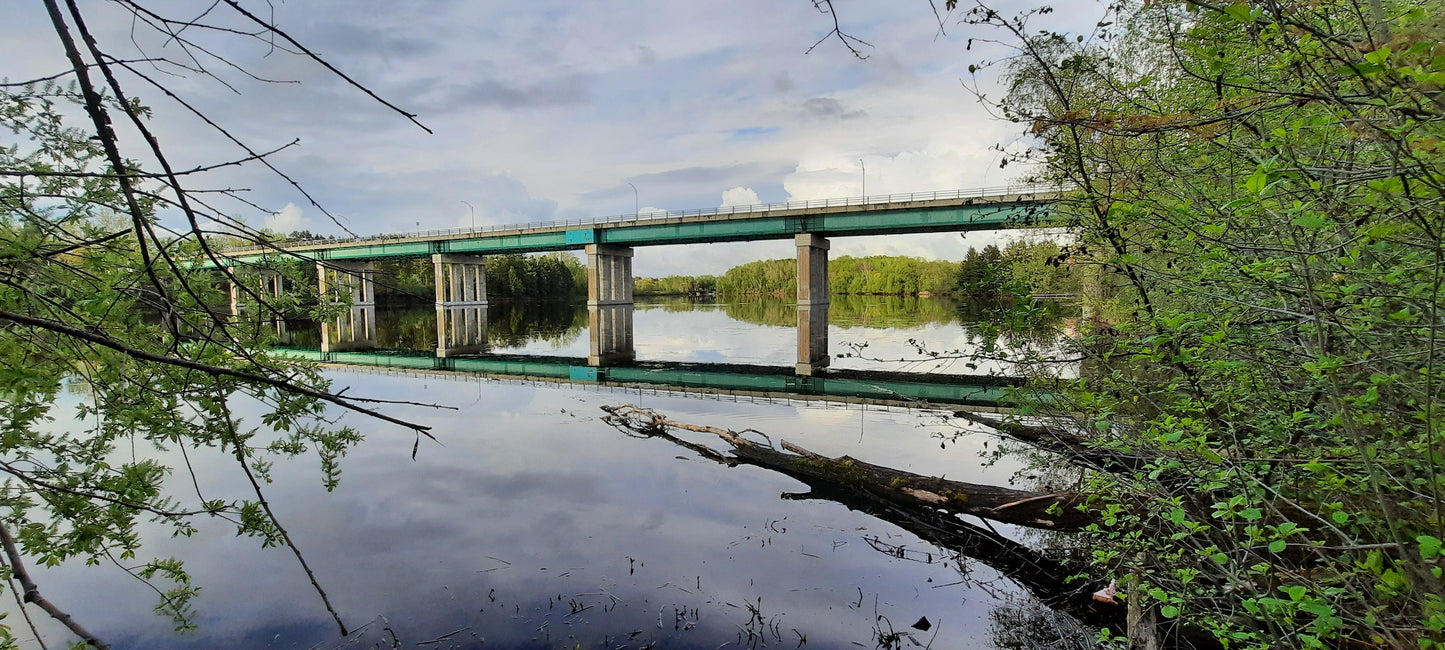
4,0,1094,276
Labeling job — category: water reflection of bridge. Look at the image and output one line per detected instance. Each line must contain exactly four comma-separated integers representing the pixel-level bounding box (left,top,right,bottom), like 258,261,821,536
275,346,1023,411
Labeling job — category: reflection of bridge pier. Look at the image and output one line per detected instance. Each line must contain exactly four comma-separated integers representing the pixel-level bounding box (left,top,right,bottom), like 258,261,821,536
317,261,377,352
321,305,377,352
437,306,488,357
433,254,489,357
588,304,634,366
795,233,829,375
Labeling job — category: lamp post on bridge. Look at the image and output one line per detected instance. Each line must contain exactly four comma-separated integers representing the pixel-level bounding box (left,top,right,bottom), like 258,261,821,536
461,200,475,230
860,158,865,201
627,182,639,217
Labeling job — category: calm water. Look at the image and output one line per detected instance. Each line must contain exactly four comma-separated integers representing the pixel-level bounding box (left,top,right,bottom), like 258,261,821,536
14,296,1087,649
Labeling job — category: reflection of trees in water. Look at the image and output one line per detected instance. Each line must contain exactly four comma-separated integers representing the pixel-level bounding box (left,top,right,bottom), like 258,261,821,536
282,301,587,352
703,295,967,329
955,298,1078,349
486,301,586,348
989,598,1103,650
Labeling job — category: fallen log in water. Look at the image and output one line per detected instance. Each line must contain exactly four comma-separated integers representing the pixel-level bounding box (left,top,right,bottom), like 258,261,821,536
599,404,1224,650
600,404,1093,531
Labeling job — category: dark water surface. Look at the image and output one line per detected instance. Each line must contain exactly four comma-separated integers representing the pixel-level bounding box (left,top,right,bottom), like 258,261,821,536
14,297,1085,649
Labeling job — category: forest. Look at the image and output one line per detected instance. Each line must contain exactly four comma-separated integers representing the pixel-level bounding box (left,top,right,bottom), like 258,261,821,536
694,241,1082,298
962,0,1445,645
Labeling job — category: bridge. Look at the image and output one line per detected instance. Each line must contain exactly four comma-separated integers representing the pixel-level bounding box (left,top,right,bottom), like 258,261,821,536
220,185,1061,375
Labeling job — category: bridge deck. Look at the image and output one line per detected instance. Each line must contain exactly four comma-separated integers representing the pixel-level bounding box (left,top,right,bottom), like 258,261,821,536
221,186,1059,264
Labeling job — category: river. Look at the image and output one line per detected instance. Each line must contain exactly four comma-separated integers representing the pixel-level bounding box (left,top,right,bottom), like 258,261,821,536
12,296,1090,649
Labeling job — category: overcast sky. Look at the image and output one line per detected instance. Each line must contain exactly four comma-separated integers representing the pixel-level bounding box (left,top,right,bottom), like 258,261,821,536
5,0,1092,276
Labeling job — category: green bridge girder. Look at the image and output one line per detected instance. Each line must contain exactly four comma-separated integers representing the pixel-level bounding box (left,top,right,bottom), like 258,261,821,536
271,348,1029,409
217,194,1055,266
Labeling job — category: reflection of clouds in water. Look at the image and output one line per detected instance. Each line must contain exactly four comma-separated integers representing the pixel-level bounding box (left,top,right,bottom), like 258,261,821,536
8,342,1062,649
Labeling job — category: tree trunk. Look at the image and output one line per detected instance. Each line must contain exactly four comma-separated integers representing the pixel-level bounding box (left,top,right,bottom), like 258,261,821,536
601,404,1093,531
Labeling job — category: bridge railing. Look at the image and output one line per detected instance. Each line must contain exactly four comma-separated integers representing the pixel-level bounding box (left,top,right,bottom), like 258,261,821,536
237,183,1066,252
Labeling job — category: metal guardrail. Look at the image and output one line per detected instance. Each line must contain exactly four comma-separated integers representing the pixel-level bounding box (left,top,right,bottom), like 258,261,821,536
228,183,1065,253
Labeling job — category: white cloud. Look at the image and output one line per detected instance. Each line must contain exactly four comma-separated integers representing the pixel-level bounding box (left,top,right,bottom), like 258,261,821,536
7,0,1105,271
264,203,308,234
719,186,760,208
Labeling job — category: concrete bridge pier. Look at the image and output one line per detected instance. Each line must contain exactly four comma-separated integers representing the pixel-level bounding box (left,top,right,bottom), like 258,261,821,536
227,267,285,317
433,254,489,357
796,234,830,375
588,304,635,366
317,261,376,306
586,244,634,306
317,261,377,352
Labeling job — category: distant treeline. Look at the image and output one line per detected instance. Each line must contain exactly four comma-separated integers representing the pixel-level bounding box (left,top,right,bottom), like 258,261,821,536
366,242,1081,302
634,275,718,296
640,243,1082,298
377,253,586,302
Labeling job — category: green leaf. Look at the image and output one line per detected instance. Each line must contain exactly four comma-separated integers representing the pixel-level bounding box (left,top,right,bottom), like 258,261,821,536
1161,605,1180,618
1363,47,1392,65
1224,2,1252,21
1419,535,1442,559
1269,540,1287,553
1244,168,1270,194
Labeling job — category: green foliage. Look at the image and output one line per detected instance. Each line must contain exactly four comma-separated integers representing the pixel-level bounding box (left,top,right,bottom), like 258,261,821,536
712,255,962,296
0,66,389,640
976,0,1445,645
634,275,718,296
376,252,586,302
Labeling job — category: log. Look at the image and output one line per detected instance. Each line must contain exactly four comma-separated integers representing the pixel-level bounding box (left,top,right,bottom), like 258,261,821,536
600,404,1093,531
599,404,1224,650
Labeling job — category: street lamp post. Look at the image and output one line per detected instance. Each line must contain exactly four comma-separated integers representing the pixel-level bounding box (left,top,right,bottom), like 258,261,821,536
860,158,866,201
627,182,639,217
461,200,475,230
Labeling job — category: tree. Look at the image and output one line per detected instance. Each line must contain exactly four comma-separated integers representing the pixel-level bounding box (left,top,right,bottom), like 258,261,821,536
963,0,1445,645
1,2,432,646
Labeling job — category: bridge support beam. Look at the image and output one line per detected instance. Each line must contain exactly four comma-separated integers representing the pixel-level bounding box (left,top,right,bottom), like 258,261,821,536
586,244,634,306
796,234,829,375
432,254,489,357
588,304,635,367
317,261,377,352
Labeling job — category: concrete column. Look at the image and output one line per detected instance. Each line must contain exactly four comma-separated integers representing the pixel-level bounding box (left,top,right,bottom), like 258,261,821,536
316,261,376,353
796,305,829,375
796,233,829,307
316,261,376,306
228,267,284,317
588,304,635,366
432,254,488,357
431,254,488,306
586,244,634,306
794,233,830,374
